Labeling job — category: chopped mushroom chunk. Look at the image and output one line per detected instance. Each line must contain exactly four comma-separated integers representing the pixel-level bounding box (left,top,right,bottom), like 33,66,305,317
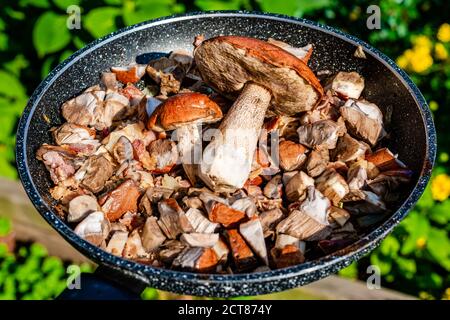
279,140,308,171
74,211,110,246
226,229,257,272
99,180,140,221
297,120,343,149
340,99,385,146
68,195,99,223
172,247,218,272
285,171,315,202
180,233,219,248
315,169,349,206
141,217,166,252
276,210,331,241
330,71,365,99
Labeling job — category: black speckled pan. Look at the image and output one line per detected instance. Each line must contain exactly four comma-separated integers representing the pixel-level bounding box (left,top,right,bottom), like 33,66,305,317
16,11,436,298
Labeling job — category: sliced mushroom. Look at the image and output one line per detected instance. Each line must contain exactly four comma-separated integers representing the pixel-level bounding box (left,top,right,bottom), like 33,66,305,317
285,171,315,202
263,175,283,199
367,169,412,200
61,85,105,128
158,240,186,264
180,233,219,248
111,63,146,84
297,120,343,149
74,211,110,246
195,36,322,192
365,147,406,171
226,229,258,272
111,136,134,164
100,91,130,128
147,92,222,183
141,217,166,252
271,243,305,269
172,247,218,272
52,123,98,150
260,208,285,238
315,169,349,206
340,99,384,146
99,179,140,221
76,154,115,193
281,170,299,185
37,145,77,185
185,207,219,233
300,186,331,225
276,210,331,241
230,197,257,218
103,123,146,152
208,202,246,228
347,161,368,191
330,71,365,99
328,206,351,227
123,228,147,259
147,139,178,174
157,199,193,239
68,195,99,223
305,147,329,178
239,218,268,265
279,140,308,171
212,238,229,263
332,133,368,163
106,230,128,256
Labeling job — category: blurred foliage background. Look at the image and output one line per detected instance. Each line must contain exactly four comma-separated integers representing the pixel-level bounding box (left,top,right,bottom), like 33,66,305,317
0,0,449,300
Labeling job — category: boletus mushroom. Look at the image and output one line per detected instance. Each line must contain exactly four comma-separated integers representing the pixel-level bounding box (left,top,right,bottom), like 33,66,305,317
194,36,323,191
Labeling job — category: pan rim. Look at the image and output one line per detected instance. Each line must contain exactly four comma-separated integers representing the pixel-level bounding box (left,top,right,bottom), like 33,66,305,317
15,10,436,296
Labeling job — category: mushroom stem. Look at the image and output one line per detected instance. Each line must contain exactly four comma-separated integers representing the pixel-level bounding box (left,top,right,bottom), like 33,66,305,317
199,83,271,191
176,124,202,184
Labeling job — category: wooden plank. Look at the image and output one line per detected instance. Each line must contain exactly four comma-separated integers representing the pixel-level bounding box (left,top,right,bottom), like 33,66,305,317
0,178,415,299
0,178,89,263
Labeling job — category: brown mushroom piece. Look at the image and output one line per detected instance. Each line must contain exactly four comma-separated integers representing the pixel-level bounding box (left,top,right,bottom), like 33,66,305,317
226,229,258,272
36,145,77,185
343,190,387,215
230,197,257,218
67,195,99,223
158,240,186,264
195,36,323,192
315,169,350,206
340,99,385,146
267,38,313,63
279,140,308,171
185,207,219,233
332,133,368,163
276,209,332,241
99,179,140,221
106,230,128,256
61,85,105,128
300,186,331,225
208,202,246,228
52,123,99,154
75,153,115,193
147,139,178,174
305,147,329,178
157,199,193,239
123,228,148,259
180,233,219,248
285,171,315,202
347,161,369,191
297,120,344,149
147,92,223,183
329,71,365,99
74,211,110,246
259,208,285,238
141,217,166,252
271,234,306,268
328,206,351,227
172,247,218,272
263,175,283,199
239,218,268,265
365,147,407,171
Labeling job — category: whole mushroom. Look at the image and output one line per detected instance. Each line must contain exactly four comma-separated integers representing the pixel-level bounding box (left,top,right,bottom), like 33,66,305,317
194,36,323,191
147,92,223,184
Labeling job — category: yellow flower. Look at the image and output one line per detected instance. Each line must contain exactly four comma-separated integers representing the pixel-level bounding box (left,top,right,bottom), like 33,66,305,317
444,288,450,300
413,35,433,50
410,52,433,73
416,237,427,249
435,43,448,60
431,174,450,201
429,100,439,111
396,55,409,68
437,23,450,42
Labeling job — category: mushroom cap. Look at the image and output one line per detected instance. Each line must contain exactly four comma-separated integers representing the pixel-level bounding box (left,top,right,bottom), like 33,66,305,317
194,36,324,115
146,92,223,131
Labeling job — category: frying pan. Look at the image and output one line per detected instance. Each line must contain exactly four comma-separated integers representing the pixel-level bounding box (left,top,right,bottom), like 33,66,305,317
15,11,436,299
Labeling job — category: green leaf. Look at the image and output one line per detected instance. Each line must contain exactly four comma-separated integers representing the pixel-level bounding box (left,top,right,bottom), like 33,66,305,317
84,7,121,38
338,261,358,279
123,0,174,26
195,0,243,10
59,49,73,62
33,12,71,57
0,32,8,51
416,184,434,210
41,56,56,79
19,0,50,8
429,200,450,225
0,217,11,236
426,228,450,271
3,55,29,77
141,287,159,300
395,257,416,278
258,0,331,16
53,0,81,10
380,235,400,258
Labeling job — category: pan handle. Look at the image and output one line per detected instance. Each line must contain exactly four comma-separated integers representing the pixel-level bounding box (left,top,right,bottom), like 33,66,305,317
57,265,146,300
